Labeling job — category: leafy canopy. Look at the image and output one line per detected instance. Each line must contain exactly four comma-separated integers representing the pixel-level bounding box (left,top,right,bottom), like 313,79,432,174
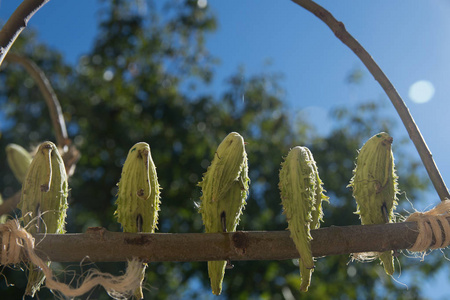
0,1,437,299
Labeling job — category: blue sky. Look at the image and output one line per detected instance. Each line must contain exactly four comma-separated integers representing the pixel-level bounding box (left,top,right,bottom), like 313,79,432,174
1,0,450,298
2,0,446,202
3,0,448,198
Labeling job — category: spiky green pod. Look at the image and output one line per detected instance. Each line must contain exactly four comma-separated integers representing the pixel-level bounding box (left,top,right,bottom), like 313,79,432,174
18,141,68,296
115,142,161,299
115,142,160,233
279,146,328,292
349,132,398,275
6,143,32,183
198,132,250,295
310,153,328,232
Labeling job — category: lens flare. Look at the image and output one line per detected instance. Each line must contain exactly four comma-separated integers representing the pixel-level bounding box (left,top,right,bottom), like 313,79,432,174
409,80,435,103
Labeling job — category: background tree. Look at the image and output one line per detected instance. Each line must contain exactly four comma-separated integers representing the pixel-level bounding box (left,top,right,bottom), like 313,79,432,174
0,0,439,299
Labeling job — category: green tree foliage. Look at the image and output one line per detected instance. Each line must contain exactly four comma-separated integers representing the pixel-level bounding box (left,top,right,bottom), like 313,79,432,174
0,1,441,299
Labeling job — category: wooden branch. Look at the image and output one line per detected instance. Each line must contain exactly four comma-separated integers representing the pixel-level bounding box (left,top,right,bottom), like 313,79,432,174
2,53,80,178
0,221,423,263
0,0,49,65
4,53,69,150
291,0,450,201
0,53,80,216
0,54,80,216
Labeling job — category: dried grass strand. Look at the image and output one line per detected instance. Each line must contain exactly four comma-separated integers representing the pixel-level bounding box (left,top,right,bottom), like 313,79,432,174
0,219,143,299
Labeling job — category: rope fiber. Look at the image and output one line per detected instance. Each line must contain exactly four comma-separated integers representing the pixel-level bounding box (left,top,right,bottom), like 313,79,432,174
0,219,144,299
406,200,450,252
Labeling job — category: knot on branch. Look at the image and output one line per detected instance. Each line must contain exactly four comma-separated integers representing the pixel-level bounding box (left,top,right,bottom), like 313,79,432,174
406,200,450,252
0,219,144,299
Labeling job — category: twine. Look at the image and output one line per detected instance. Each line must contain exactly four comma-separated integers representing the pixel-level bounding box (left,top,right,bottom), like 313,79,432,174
406,200,450,252
0,219,143,299
1,219,23,265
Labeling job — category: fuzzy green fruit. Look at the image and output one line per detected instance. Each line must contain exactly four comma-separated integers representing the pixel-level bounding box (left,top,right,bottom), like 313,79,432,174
6,143,32,183
115,142,161,299
0,194,6,224
19,141,68,296
198,132,250,295
349,132,398,275
279,146,328,292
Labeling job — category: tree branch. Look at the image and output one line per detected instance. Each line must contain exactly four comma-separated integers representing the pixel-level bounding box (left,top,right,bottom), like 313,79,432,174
0,54,80,216
290,0,450,201
0,0,49,66
3,53,80,178
4,53,69,150
0,221,424,263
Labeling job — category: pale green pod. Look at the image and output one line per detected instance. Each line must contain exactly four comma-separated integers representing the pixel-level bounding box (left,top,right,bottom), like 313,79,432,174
349,132,398,275
0,194,6,224
198,132,250,295
18,141,68,296
115,142,161,299
115,142,160,233
6,143,33,184
279,146,327,292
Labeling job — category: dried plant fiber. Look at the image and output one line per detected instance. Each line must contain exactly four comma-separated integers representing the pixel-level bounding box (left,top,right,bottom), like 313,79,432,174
406,200,450,252
0,219,142,299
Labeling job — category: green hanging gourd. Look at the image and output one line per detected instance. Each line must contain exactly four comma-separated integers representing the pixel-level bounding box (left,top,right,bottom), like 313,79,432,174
279,146,328,292
349,132,398,275
6,143,33,183
198,132,250,295
19,141,68,296
115,142,161,299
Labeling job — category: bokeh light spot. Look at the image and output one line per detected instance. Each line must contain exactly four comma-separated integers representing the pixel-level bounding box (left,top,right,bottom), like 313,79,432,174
409,80,435,103
197,0,207,9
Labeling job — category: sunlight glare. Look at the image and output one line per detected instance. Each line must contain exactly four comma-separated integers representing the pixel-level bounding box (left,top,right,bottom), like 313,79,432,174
408,80,435,103
197,0,207,9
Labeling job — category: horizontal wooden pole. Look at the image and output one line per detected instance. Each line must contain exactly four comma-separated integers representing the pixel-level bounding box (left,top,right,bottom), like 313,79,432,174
1,221,424,263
